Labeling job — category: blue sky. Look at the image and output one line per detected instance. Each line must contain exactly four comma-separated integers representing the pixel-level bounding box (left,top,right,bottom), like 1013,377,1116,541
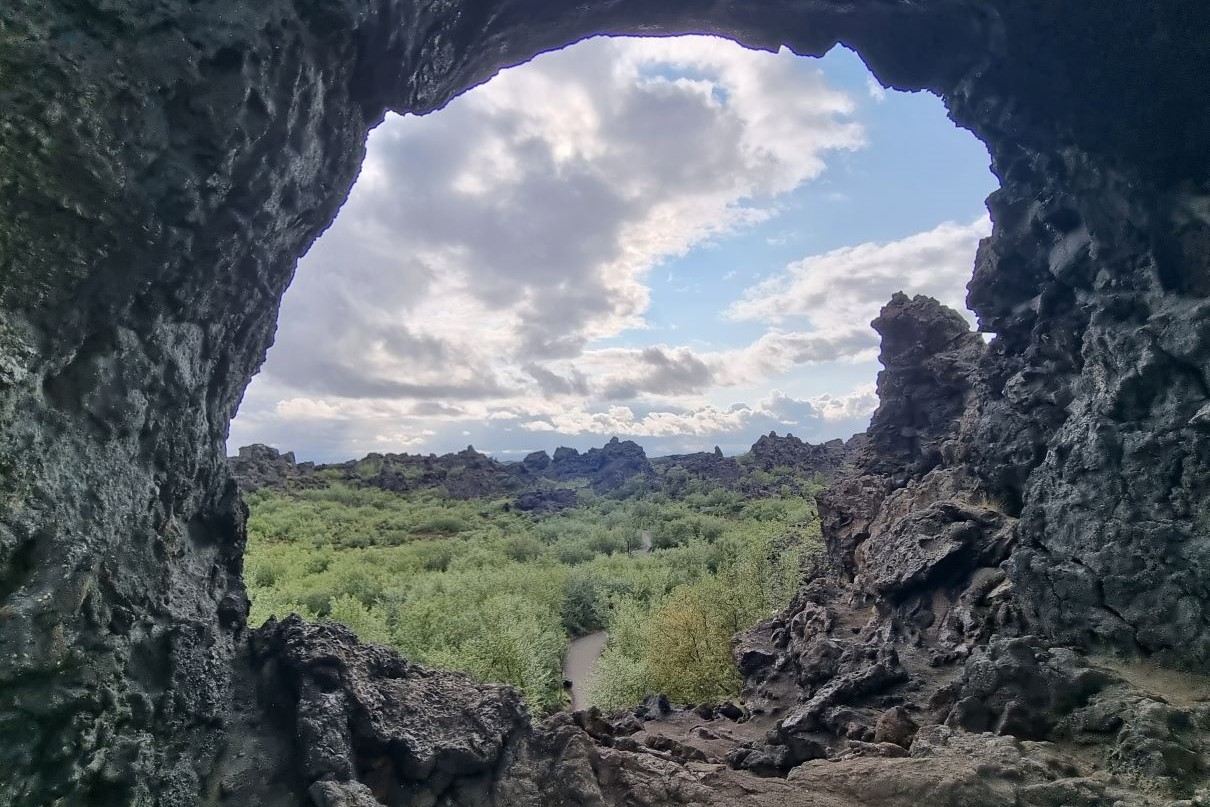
229,37,996,462
622,49,991,352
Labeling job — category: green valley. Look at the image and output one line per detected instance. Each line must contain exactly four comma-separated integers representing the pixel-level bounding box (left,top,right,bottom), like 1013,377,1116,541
239,435,845,713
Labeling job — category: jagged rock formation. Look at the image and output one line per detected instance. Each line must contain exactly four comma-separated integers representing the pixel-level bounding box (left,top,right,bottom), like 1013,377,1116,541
341,445,534,499
231,444,316,492
748,433,852,476
229,437,657,498
653,449,745,490
855,292,985,479
237,617,533,806
3,1,1210,806
652,434,859,497
231,432,853,502
540,437,655,493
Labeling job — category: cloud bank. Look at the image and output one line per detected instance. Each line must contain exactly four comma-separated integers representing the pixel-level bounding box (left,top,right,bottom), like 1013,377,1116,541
229,37,986,461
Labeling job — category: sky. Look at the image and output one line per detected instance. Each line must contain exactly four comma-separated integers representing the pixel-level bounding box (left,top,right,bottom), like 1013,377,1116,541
228,36,997,463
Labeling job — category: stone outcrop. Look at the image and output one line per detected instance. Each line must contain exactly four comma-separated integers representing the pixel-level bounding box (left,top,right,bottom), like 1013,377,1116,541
229,616,1208,807
545,437,654,493
233,432,855,501
856,292,985,479
653,449,745,490
353,446,533,499
229,438,656,499
748,432,852,476
689,295,1210,802
653,434,858,497
233,617,532,806
230,444,315,492
512,488,578,513
4,0,1210,805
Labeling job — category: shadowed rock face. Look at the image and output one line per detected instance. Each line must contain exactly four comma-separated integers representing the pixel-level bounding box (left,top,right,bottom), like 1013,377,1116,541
2,1,1209,805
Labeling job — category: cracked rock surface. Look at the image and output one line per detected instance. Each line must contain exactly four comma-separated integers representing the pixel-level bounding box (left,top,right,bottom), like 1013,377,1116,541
2,0,1210,805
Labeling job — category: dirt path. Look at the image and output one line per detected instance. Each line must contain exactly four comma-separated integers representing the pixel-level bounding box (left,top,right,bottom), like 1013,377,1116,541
636,529,652,555
563,630,609,710
562,531,653,710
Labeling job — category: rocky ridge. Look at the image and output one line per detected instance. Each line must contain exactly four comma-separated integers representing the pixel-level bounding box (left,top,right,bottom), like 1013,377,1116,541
226,296,1210,806
748,433,851,476
2,0,1210,805
229,438,657,497
230,432,855,501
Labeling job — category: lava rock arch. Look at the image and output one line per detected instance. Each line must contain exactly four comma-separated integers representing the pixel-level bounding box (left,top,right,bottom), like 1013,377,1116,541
1,1,1208,805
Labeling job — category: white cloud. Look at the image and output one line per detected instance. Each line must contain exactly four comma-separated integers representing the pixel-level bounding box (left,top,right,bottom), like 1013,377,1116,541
255,35,863,405
801,385,880,422
522,404,749,437
727,216,990,343
519,386,877,439
530,218,991,405
866,76,888,102
229,37,983,462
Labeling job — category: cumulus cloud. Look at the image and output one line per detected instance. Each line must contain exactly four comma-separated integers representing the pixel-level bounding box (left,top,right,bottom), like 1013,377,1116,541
596,346,715,400
519,386,878,440
230,36,983,461
798,386,880,422
251,35,862,405
727,216,990,345
523,363,590,397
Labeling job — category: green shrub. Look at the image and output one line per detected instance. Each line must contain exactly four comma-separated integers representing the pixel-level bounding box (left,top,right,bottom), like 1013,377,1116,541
247,587,317,628
562,573,606,635
411,515,465,535
502,534,544,563
327,594,392,645
552,539,596,565
244,478,820,714
354,456,384,478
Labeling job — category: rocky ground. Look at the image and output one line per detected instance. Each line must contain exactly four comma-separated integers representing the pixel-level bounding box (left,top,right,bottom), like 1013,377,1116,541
225,296,1210,807
3,1,1209,805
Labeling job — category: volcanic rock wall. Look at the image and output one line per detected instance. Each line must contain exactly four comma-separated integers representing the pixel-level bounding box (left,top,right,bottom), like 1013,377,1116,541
1,1,1209,805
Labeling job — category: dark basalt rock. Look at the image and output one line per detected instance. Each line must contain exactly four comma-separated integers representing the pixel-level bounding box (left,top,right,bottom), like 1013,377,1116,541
647,433,858,497
748,432,851,476
229,439,653,499
235,431,854,503
513,487,578,513
242,616,530,806
934,638,1118,739
858,293,985,479
521,450,552,473
732,293,1208,801
652,449,745,490
545,437,654,493
4,0,1210,805
634,694,672,722
230,443,315,492
873,706,917,749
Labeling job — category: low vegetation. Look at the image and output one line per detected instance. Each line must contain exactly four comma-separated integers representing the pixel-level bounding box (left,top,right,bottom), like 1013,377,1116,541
245,475,822,713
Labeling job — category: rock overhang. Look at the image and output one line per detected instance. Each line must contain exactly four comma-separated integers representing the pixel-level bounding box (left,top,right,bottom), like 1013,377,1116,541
2,1,1210,805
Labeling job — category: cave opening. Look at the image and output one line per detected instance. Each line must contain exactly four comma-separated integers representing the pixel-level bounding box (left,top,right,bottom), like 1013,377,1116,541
4,2,1210,804
230,36,996,461
228,35,997,713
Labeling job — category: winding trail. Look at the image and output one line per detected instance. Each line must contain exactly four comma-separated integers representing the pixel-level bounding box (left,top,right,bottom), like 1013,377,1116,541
563,631,609,710
562,530,653,709
636,529,653,556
